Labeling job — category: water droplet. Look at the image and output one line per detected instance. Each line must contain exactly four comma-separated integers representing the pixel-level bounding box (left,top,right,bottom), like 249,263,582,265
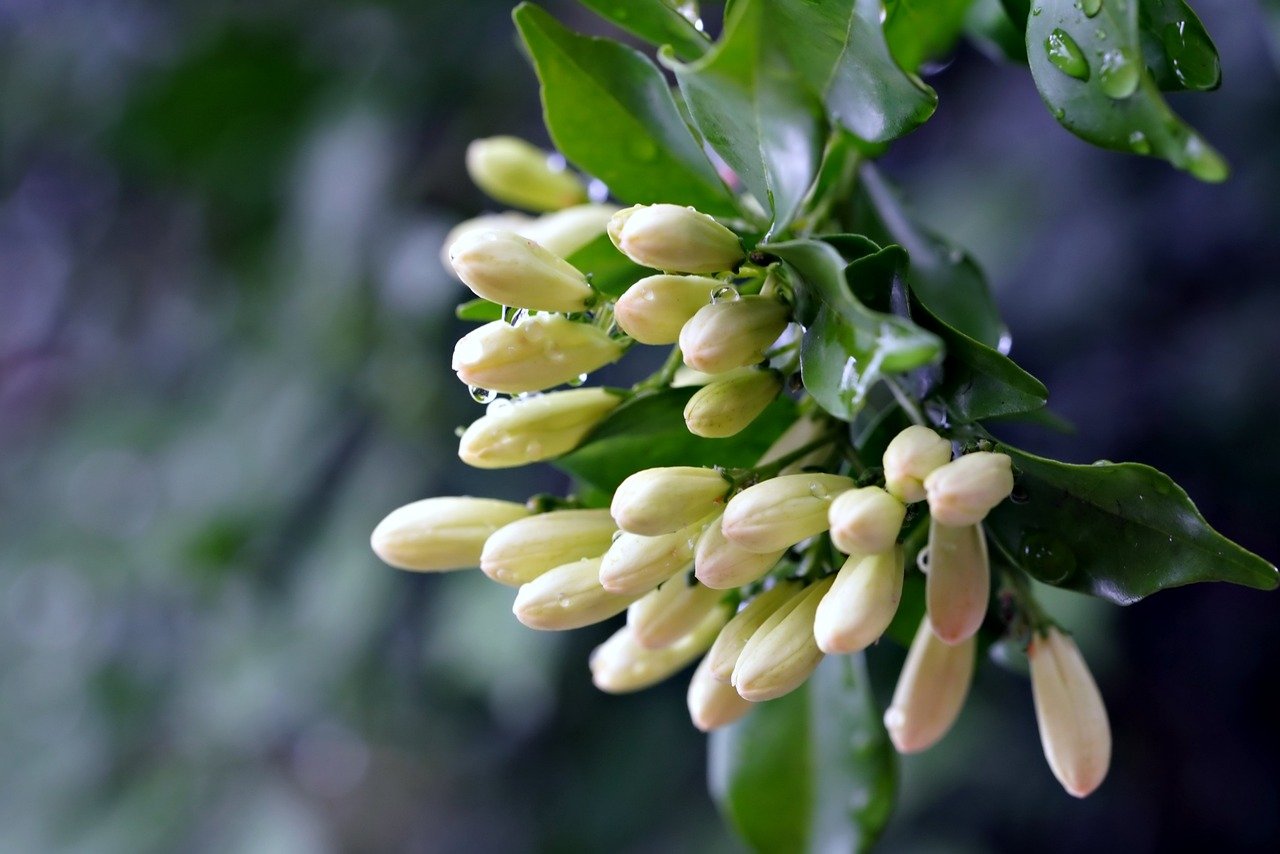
1127,131,1151,155
1052,106,1066,120
557,593,572,608
710,285,739,304
916,546,931,574
568,373,588,387
808,482,829,500
525,440,543,457
642,289,656,302
1082,0,1102,16
1162,21,1219,89
1020,532,1077,584
470,385,495,403
547,348,567,363
610,529,623,543
1045,29,1090,81
1010,483,1030,504
997,331,1013,355
1098,48,1139,99
1092,458,1114,466
587,179,610,203
545,152,567,172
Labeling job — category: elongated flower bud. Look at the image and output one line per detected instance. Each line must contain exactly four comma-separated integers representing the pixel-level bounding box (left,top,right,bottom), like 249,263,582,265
925,521,990,645
598,517,709,595
687,654,753,731
628,576,726,650
683,369,783,438
480,508,617,586
466,136,586,212
448,230,594,313
370,497,529,571
827,486,907,556
607,204,743,274
884,618,975,753
615,274,723,344
513,556,636,631
923,452,1015,526
679,297,790,375
721,473,855,554
452,315,623,394
519,204,618,258
458,388,620,469
732,577,834,702
694,516,786,590
882,425,952,503
590,606,727,694
442,212,533,276
814,548,904,655
705,581,802,683
611,467,729,536
1029,627,1111,798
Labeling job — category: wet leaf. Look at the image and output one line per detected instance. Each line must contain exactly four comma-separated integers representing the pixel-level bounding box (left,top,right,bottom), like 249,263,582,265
885,0,976,72
575,0,711,61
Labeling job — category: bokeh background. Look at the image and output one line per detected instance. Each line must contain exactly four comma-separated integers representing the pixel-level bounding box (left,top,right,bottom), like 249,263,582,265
2,1,1278,851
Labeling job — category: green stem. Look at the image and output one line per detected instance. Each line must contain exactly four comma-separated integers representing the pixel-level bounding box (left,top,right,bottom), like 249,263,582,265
747,432,841,483
884,376,927,427
632,345,685,393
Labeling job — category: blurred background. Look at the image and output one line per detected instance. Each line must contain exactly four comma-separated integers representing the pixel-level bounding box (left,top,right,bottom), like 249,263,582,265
2,1,1278,851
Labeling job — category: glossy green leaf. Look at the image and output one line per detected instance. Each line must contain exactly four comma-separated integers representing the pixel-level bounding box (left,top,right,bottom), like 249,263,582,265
983,444,1279,604
709,653,896,854
885,0,976,71
565,233,655,298
513,4,738,216
1138,0,1221,91
1025,0,1227,180
965,0,1029,64
575,0,711,61
454,298,503,322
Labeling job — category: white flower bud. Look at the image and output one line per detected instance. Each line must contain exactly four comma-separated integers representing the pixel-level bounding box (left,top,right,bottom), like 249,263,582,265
590,605,727,694
513,556,637,631
466,136,587,212
628,575,726,650
610,466,729,536
883,618,975,754
924,451,1014,526
694,516,786,590
683,369,783,438
598,517,710,595
452,315,624,394
732,576,834,702
827,486,907,556
705,581,801,683
614,274,723,344
721,473,855,554
370,497,530,572
607,204,743,274
679,297,790,375
458,388,620,469
441,212,533,277
814,548,904,655
519,204,618,258
925,521,990,645
480,508,617,586
1029,627,1111,798
687,654,753,731
882,425,952,503
448,230,594,313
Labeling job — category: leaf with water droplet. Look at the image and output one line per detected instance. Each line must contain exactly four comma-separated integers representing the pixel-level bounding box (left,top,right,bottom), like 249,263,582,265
1045,27,1090,79
1139,0,1221,91
1097,47,1139,98
575,0,711,61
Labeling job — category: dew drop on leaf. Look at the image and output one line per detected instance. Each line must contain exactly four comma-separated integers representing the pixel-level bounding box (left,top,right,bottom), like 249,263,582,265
470,385,495,403
1127,131,1151,154
1045,29,1090,81
1082,0,1102,17
1020,531,1078,584
1098,48,1140,99
710,285,739,304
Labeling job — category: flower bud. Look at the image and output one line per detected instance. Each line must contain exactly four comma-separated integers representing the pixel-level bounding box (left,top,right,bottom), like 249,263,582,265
452,315,624,394
732,576,834,702
466,136,587,212
705,581,801,682
882,425,952,503
628,575,726,650
370,497,530,571
458,388,620,469
607,204,743,274
441,212,533,276
598,517,709,595
480,508,617,586
814,548,904,655
721,473,855,554
519,204,618,258
611,467,729,536
448,230,594,313
683,369,783,438
687,654,753,731
679,297,790,375
615,274,724,345
694,516,786,590
883,618,975,754
513,556,637,631
925,521,990,645
923,452,1015,526
1029,627,1111,798
590,605,727,694
827,486,907,556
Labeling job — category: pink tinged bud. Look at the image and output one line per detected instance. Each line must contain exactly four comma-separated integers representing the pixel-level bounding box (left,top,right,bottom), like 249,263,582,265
465,136,587,212
1029,628,1111,798
441,213,534,277
610,467,729,536
448,230,595,313
687,654,753,732
598,516,710,595
519,204,618,258
480,509,617,586
679,297,791,375
607,204,744,274
882,425,953,504
731,577,834,702
694,515,786,590
883,618,975,754
590,606,727,694
704,581,801,683
683,369,783,439
457,388,620,469
452,315,624,394
814,548,905,655
925,521,991,645
513,556,637,631
370,497,530,571
615,274,723,345
721,473,856,554
628,576,727,650
923,451,1015,526
827,486,907,556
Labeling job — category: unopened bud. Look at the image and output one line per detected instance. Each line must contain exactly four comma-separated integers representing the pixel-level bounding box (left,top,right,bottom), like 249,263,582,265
814,548,904,654
599,517,709,595
679,297,790,375
480,508,616,586
452,315,623,394
513,556,637,630
923,451,1014,526
683,369,783,438
882,425,952,503
883,618,975,753
1029,627,1111,798
687,654,753,731
732,577,834,702
590,606,727,694
615,274,723,344
628,576,726,650
827,486,907,556
458,388,620,469
705,581,802,683
466,136,587,212
607,204,743,274
721,473,855,554
611,467,729,536
370,496,529,571
442,212,533,276
694,516,786,590
925,521,990,645
519,204,618,258
448,230,594,313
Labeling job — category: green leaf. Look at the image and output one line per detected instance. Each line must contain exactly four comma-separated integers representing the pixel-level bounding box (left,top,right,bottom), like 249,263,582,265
983,444,1279,604
1138,0,1221,91
554,387,795,493
565,233,655,298
709,654,897,854
965,0,1029,64
575,0,711,61
454,298,503,322
1025,0,1227,180
513,4,738,216
884,0,976,72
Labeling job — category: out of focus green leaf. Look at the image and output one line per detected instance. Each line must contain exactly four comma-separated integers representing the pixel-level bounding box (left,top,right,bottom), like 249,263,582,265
566,233,656,298
1138,0,1221,92
885,0,976,71
455,298,504,322
965,0,1028,64
575,0,711,60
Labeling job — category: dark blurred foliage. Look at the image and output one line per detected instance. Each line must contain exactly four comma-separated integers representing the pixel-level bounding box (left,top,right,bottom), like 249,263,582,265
1,1,1277,852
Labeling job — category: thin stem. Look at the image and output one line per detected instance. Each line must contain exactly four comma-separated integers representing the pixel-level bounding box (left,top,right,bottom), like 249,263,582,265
632,345,685,393
999,565,1056,635
884,376,926,427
